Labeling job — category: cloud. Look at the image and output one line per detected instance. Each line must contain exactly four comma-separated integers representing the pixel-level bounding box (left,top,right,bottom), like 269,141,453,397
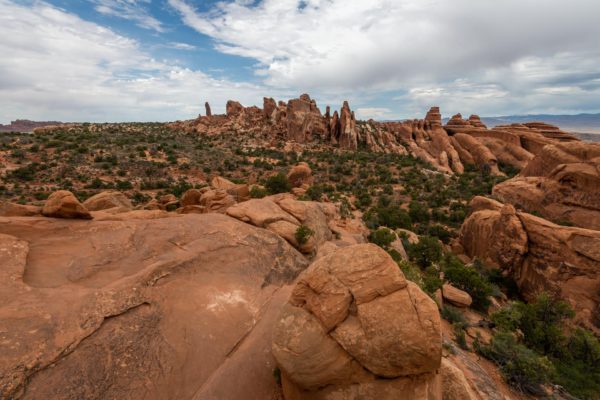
93,0,164,32
355,107,392,120
0,0,277,123
166,42,197,50
169,0,600,116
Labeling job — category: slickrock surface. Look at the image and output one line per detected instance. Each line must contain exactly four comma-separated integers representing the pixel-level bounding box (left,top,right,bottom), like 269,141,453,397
272,244,442,400
0,212,308,399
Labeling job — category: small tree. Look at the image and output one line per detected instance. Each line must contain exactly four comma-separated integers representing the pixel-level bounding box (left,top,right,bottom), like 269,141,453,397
265,173,291,194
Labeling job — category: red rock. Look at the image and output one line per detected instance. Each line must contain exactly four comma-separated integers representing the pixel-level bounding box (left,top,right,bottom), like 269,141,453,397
42,190,92,219
226,100,244,116
205,101,212,117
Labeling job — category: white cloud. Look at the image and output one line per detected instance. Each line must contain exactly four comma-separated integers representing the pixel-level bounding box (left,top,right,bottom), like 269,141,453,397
93,0,164,32
0,0,276,123
169,0,600,116
166,42,197,50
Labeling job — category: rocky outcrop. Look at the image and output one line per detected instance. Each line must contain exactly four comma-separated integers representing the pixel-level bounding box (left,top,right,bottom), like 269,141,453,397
460,196,600,333
170,95,582,176
0,212,308,399
205,101,212,117
493,141,600,230
226,100,244,116
83,190,133,212
42,190,92,219
272,244,442,399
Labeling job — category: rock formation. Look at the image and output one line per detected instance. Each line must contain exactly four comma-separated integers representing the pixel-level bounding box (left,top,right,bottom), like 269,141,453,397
459,196,600,333
42,190,92,219
493,141,600,230
272,243,442,399
205,101,212,117
83,190,133,212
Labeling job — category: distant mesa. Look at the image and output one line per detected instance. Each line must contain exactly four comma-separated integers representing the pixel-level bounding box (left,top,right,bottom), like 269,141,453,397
0,119,64,133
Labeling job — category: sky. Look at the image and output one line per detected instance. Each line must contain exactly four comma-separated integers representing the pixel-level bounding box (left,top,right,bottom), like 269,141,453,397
1,0,600,124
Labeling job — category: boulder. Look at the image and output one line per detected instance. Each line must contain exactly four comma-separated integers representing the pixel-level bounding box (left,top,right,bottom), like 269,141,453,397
199,189,236,213
42,190,92,219
159,194,177,204
442,284,472,308
180,188,203,207
287,162,313,188
82,191,133,212
273,244,442,399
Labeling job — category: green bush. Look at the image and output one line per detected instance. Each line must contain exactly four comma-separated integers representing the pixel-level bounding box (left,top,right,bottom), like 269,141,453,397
442,255,492,312
295,225,314,245
479,331,553,394
407,235,442,269
265,173,291,194
441,305,466,325
368,228,396,249
249,186,268,198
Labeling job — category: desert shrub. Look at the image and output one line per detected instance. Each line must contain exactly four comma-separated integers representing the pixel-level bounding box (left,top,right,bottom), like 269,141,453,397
442,254,493,312
441,305,466,325
397,260,424,288
479,331,553,394
368,227,396,249
408,201,430,223
295,225,314,245
10,164,37,181
249,186,268,198
427,224,452,244
422,265,443,294
305,184,324,201
115,180,133,190
406,235,442,269
453,323,469,350
265,173,291,194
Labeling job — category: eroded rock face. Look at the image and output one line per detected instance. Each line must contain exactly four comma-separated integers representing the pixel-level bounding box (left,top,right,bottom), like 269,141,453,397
460,197,600,333
42,190,92,219
273,244,442,399
493,142,600,230
0,212,308,399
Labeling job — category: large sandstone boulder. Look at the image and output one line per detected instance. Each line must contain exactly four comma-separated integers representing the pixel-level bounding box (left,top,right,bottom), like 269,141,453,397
0,212,308,399
82,190,133,212
272,244,442,399
42,190,92,219
460,196,600,333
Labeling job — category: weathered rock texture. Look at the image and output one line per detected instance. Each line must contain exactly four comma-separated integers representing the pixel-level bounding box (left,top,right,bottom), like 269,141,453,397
493,141,600,230
0,212,308,399
272,244,442,399
460,196,600,333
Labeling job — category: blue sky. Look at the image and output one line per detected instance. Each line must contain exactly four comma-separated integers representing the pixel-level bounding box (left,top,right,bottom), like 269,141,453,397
1,0,600,123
